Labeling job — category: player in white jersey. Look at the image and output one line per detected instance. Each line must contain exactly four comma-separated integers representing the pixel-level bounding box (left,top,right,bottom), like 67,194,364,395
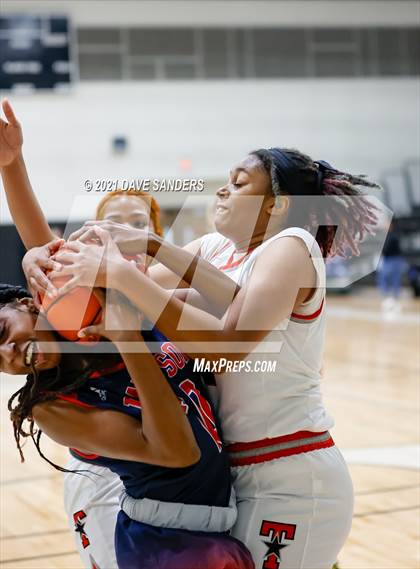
58,147,380,569
184,149,377,568
198,226,347,569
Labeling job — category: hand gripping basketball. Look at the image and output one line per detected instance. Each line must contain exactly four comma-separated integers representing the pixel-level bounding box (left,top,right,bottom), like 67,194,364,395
40,240,103,342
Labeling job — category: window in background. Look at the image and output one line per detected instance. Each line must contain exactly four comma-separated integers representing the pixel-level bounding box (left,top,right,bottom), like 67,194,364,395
74,26,420,82
309,28,360,77
375,29,407,76
128,28,195,57
128,28,198,80
79,53,123,80
406,29,420,76
130,61,156,80
78,28,123,80
253,29,307,77
201,29,230,79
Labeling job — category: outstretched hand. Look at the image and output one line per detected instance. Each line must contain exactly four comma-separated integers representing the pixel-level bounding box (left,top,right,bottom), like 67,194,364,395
22,239,65,304
49,225,127,295
0,100,23,167
68,219,155,257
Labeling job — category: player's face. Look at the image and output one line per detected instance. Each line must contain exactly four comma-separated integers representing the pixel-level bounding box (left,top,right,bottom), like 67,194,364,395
100,195,154,231
215,154,275,242
0,303,61,375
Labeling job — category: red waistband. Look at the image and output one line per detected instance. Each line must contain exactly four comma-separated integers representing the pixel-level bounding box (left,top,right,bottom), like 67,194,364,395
226,430,334,467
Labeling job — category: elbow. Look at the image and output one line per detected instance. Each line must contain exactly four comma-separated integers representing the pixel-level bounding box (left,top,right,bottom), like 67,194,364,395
31,401,51,430
162,444,201,468
174,447,201,468
179,445,201,467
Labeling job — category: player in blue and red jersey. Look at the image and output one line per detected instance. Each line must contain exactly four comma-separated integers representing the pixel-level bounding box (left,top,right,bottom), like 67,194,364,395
0,99,254,568
1,282,254,569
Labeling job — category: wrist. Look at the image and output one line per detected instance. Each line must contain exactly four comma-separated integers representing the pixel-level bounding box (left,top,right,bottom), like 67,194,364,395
114,330,143,343
107,257,137,292
147,234,162,257
1,150,24,172
114,331,144,351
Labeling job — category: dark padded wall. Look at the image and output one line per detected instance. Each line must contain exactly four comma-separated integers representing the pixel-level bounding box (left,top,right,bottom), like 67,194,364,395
0,226,26,287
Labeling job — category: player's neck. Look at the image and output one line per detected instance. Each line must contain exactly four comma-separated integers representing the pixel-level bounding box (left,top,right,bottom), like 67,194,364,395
232,227,281,253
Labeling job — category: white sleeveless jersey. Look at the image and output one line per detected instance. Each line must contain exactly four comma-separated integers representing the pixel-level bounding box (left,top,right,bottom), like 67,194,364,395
200,227,334,443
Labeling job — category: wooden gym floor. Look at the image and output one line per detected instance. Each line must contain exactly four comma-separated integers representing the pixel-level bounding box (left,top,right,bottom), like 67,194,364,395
1,290,419,568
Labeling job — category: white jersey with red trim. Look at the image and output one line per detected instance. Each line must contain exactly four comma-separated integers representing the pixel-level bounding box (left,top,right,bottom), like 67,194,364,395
200,227,334,443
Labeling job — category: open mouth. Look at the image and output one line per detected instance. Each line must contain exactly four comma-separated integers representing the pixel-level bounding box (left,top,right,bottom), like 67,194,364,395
24,340,39,368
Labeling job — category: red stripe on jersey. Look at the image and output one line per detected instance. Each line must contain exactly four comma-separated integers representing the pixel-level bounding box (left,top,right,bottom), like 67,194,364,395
57,393,94,408
226,430,328,453
229,437,334,467
291,298,324,321
207,240,231,263
71,448,100,460
217,243,260,271
89,361,125,379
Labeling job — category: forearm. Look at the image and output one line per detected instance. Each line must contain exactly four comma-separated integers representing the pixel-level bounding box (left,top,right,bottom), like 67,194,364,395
111,262,255,361
172,288,214,313
149,238,239,316
115,333,200,466
33,400,189,465
1,152,53,248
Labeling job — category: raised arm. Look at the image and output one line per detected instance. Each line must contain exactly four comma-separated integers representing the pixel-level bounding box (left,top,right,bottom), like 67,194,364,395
0,100,54,248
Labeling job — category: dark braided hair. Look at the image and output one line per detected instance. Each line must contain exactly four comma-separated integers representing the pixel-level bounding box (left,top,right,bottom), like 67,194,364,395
252,148,380,257
0,284,121,472
0,283,30,305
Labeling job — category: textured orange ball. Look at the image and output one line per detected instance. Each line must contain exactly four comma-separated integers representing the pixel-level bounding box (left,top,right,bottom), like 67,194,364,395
40,243,143,341
41,274,102,342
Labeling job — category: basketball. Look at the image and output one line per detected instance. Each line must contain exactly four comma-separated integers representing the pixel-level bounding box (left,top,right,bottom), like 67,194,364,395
40,257,102,342
40,245,143,341
41,277,101,341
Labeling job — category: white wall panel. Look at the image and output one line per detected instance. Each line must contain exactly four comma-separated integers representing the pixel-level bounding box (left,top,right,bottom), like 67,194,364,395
0,78,419,222
2,1,419,28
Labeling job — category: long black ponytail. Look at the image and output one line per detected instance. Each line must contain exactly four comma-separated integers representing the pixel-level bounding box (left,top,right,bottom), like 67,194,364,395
252,148,380,257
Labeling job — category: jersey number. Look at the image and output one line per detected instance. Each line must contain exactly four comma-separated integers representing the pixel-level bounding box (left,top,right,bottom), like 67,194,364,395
179,379,222,452
123,385,141,410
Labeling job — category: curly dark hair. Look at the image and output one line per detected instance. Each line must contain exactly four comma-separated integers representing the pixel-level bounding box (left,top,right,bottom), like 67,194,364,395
0,283,30,306
0,284,121,472
252,148,380,257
